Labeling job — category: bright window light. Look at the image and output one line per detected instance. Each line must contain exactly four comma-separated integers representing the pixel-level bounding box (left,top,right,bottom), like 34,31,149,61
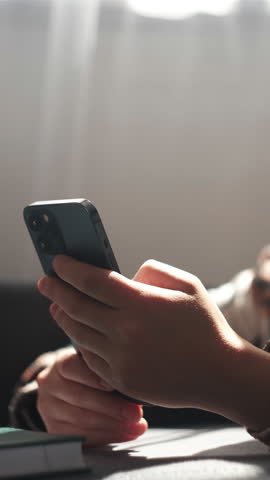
127,0,239,19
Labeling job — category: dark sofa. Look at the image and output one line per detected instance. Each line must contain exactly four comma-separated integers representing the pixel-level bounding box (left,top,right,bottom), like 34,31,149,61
0,283,68,427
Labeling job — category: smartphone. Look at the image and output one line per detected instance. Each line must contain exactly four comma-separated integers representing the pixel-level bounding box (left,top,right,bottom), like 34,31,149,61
23,198,151,406
23,199,119,276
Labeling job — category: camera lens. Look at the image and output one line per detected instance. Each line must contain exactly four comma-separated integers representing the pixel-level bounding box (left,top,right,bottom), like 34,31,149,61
29,215,43,232
37,238,51,253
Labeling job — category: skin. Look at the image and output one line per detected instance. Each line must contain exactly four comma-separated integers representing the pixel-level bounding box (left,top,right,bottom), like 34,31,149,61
36,346,147,446
252,255,270,317
37,255,270,436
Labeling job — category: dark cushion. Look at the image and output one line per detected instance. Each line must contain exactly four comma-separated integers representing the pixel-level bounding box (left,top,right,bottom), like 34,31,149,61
0,283,68,426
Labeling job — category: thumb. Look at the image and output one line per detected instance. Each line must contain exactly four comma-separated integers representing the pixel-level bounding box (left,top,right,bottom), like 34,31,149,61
132,259,199,295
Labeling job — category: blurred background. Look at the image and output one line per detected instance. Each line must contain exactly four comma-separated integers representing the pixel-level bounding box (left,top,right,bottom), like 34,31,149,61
1,0,270,286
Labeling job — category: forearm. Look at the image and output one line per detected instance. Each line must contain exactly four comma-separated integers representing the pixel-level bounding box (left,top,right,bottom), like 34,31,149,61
226,341,270,432
199,336,270,436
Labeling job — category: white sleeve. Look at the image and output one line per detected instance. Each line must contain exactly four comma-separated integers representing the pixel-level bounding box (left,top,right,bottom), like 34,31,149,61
208,269,264,346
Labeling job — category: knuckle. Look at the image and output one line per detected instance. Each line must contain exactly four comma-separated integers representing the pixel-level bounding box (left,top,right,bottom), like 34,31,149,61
182,273,202,295
133,259,160,284
140,259,158,273
36,370,47,388
112,274,136,301
190,274,203,292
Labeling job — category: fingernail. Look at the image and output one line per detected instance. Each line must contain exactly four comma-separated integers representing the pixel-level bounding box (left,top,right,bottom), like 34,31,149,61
38,277,49,294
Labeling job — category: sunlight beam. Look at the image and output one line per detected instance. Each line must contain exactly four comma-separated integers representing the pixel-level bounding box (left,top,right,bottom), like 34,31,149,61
127,0,239,19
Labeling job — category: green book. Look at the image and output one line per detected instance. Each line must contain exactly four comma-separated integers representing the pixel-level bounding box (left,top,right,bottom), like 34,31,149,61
0,428,89,478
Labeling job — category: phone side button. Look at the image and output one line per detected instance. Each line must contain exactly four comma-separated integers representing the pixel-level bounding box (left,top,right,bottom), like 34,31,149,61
107,252,115,269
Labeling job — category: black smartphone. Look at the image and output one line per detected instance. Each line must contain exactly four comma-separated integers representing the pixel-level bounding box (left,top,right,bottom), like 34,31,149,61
23,198,151,406
23,199,119,276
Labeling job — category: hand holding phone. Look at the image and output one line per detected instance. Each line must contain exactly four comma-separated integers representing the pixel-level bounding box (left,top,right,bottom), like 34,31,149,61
24,199,151,406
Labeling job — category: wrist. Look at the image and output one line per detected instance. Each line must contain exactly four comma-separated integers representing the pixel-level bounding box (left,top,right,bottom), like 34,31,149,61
207,338,270,432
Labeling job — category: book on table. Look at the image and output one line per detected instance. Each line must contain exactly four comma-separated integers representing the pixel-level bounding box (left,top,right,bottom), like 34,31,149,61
0,427,89,478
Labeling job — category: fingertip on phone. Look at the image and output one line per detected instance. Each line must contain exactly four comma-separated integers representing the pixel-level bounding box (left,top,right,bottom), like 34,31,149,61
52,254,72,271
37,276,48,294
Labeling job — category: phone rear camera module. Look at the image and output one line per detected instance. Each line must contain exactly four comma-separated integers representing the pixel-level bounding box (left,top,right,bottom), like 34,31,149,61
37,227,66,256
29,215,43,232
37,238,51,253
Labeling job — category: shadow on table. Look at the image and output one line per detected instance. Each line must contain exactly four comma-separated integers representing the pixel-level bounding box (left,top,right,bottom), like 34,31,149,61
86,428,270,480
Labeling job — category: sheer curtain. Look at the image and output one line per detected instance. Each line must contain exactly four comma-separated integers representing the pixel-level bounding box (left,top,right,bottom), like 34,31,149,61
1,0,270,283
34,0,100,198
0,0,100,281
